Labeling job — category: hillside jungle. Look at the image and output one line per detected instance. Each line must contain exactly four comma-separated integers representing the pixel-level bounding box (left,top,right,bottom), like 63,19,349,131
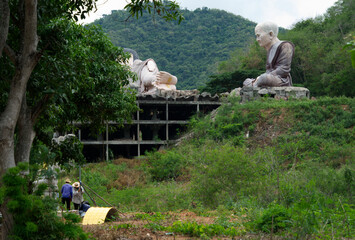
0,0,354,239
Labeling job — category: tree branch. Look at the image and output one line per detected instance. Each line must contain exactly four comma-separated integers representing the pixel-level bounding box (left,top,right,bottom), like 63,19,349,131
31,94,53,123
0,0,10,58
23,0,38,57
3,44,16,64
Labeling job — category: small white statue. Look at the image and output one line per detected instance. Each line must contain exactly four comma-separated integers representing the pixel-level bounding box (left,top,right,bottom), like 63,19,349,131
124,48,178,94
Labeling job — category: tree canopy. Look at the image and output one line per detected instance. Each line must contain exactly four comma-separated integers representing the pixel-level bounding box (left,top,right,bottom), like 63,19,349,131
0,0,182,238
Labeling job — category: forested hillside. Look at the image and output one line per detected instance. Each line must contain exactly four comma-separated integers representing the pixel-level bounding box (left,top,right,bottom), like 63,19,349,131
92,8,256,89
286,0,355,97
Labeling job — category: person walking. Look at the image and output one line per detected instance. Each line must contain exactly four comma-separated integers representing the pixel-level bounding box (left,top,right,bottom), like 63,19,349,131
72,182,84,210
61,178,73,210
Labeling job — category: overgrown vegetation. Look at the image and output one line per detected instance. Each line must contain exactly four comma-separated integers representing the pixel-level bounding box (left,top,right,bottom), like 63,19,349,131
0,164,90,240
74,96,354,239
2,93,351,240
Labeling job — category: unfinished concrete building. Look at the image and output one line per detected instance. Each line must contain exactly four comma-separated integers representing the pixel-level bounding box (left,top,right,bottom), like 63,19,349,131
78,91,221,161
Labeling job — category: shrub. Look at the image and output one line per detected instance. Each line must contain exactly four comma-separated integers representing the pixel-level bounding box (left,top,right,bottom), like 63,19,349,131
289,181,355,239
168,221,242,238
191,143,260,207
0,164,90,240
147,150,184,182
255,203,292,233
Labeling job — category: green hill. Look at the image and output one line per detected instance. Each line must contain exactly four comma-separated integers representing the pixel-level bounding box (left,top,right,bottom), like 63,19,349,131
92,8,256,89
68,96,354,239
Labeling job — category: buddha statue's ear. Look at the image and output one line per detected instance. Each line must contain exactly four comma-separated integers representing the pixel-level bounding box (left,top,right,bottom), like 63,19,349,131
269,31,275,39
146,59,158,72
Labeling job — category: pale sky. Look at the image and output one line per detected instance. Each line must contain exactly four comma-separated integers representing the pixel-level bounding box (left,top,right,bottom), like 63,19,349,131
81,0,338,29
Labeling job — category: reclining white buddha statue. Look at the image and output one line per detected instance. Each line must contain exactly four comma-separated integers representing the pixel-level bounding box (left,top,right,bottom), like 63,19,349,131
124,48,178,94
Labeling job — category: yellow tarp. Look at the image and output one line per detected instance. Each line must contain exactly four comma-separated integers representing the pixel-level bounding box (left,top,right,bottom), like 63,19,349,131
82,207,118,225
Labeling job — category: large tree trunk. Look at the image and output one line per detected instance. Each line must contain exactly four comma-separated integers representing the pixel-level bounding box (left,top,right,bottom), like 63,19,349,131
0,55,39,174
0,1,38,239
14,92,51,165
0,71,29,175
0,0,39,173
0,62,38,240
0,200,14,240
15,94,36,165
